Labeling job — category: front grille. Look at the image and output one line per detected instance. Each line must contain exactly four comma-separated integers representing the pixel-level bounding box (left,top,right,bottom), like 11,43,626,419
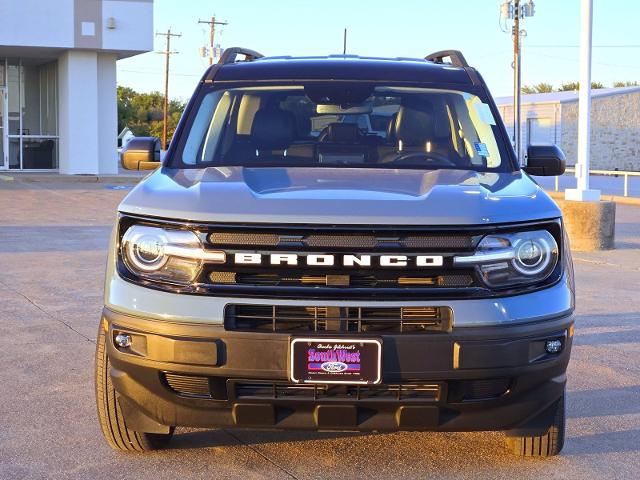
233,382,441,402
119,216,563,300
201,226,481,297
225,304,453,333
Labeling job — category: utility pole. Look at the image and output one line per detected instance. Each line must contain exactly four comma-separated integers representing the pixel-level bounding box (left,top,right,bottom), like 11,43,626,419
513,0,521,165
156,29,181,150
500,0,535,165
198,16,228,65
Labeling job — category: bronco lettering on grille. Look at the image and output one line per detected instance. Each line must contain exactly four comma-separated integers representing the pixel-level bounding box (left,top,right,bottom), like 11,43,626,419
233,253,444,268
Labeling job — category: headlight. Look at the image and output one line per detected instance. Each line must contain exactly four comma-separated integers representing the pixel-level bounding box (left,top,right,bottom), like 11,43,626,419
454,229,559,288
121,225,225,285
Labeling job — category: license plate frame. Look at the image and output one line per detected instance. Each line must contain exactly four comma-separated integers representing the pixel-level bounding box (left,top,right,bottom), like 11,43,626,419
290,338,382,385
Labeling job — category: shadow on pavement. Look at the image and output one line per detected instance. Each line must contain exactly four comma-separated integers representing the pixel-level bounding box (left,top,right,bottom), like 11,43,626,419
567,429,640,455
568,386,640,418
168,428,374,450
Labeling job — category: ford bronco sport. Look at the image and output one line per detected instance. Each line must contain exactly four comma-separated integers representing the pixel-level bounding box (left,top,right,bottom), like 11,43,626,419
97,48,574,456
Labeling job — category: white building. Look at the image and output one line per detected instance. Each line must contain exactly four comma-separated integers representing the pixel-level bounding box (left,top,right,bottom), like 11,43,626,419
495,87,640,171
0,0,153,174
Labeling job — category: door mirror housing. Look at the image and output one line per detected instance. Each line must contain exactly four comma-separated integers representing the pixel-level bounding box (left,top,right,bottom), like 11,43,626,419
523,145,566,176
121,137,161,170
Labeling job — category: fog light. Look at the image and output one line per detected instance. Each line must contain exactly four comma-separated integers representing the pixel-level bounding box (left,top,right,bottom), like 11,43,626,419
545,339,563,354
115,332,132,348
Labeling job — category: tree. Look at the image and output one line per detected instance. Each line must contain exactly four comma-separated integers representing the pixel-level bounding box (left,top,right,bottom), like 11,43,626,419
613,80,639,87
117,86,186,143
521,83,554,94
558,81,580,92
557,81,604,92
534,82,554,93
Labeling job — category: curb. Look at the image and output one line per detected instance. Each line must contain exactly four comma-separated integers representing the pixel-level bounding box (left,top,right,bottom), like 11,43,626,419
0,172,147,185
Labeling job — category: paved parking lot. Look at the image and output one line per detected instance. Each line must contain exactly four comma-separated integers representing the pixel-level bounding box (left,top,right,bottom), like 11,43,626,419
0,177,639,479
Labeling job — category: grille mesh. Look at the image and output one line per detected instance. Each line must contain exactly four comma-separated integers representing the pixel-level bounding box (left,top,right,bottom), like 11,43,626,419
209,271,474,288
164,373,211,398
207,231,473,250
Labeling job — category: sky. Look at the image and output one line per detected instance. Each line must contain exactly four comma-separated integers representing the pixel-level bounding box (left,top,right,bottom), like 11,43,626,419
117,0,640,101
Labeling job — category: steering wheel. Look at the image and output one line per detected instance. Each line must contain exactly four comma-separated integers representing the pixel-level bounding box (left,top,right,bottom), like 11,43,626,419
388,151,455,166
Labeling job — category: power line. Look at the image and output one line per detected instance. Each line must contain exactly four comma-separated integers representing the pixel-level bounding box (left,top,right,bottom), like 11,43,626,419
526,50,640,70
526,44,640,48
119,69,200,77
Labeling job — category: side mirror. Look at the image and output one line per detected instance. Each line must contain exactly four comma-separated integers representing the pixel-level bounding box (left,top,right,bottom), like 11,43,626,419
121,137,162,170
523,145,566,176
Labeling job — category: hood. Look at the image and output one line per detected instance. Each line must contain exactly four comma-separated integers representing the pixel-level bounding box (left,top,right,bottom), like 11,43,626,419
118,167,561,225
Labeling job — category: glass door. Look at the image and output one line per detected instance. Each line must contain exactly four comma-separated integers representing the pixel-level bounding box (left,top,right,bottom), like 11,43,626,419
0,87,7,170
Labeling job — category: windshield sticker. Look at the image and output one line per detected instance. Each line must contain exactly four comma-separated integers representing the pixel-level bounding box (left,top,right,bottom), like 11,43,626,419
474,142,490,157
474,103,497,125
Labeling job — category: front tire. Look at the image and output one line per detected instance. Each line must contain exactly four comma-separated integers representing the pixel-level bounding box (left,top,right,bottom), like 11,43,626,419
505,392,566,457
95,322,174,452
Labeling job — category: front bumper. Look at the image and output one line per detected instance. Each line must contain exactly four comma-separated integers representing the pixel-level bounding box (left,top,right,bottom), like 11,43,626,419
103,307,573,435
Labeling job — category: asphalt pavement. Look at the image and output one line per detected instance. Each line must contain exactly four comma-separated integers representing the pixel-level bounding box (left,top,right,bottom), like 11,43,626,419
0,177,639,479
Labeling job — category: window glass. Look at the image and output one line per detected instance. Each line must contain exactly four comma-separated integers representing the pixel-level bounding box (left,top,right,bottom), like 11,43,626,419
176,84,509,171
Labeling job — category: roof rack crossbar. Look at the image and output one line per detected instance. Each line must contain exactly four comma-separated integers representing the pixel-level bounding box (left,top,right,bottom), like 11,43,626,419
218,47,264,65
424,50,469,68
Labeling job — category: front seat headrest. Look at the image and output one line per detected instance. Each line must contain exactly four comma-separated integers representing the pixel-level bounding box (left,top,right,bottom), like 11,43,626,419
394,98,435,147
251,108,295,150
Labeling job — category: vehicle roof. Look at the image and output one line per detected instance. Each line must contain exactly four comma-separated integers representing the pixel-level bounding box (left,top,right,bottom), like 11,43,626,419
208,55,475,85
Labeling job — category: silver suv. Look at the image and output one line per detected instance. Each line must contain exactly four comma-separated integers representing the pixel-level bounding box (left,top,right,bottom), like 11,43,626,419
97,48,573,456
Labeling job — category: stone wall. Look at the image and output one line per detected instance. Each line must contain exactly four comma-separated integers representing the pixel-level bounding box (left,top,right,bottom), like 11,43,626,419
560,91,640,171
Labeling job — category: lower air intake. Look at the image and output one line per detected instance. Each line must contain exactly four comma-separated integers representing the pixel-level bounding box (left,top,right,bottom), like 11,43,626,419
225,304,453,333
164,373,211,398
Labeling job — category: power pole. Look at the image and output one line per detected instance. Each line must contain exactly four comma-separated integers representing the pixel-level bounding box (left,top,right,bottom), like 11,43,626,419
198,16,228,65
513,0,521,165
156,29,181,150
500,0,535,165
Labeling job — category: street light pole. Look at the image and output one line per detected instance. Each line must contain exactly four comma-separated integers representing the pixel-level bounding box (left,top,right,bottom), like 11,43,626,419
565,0,601,201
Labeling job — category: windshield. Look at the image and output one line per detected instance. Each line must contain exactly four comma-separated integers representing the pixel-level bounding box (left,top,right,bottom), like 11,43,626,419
175,84,512,171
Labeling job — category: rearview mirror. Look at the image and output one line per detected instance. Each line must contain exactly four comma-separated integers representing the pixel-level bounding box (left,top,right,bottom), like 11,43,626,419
121,137,161,170
523,145,566,176
316,104,373,115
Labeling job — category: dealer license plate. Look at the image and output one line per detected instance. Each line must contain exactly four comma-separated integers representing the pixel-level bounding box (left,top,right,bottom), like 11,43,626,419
290,338,382,384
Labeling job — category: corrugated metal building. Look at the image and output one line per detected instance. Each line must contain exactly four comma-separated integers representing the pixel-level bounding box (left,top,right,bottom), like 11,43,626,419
494,87,640,171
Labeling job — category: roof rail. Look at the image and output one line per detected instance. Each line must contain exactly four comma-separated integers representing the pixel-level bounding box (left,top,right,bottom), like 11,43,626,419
217,47,264,65
425,50,469,68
